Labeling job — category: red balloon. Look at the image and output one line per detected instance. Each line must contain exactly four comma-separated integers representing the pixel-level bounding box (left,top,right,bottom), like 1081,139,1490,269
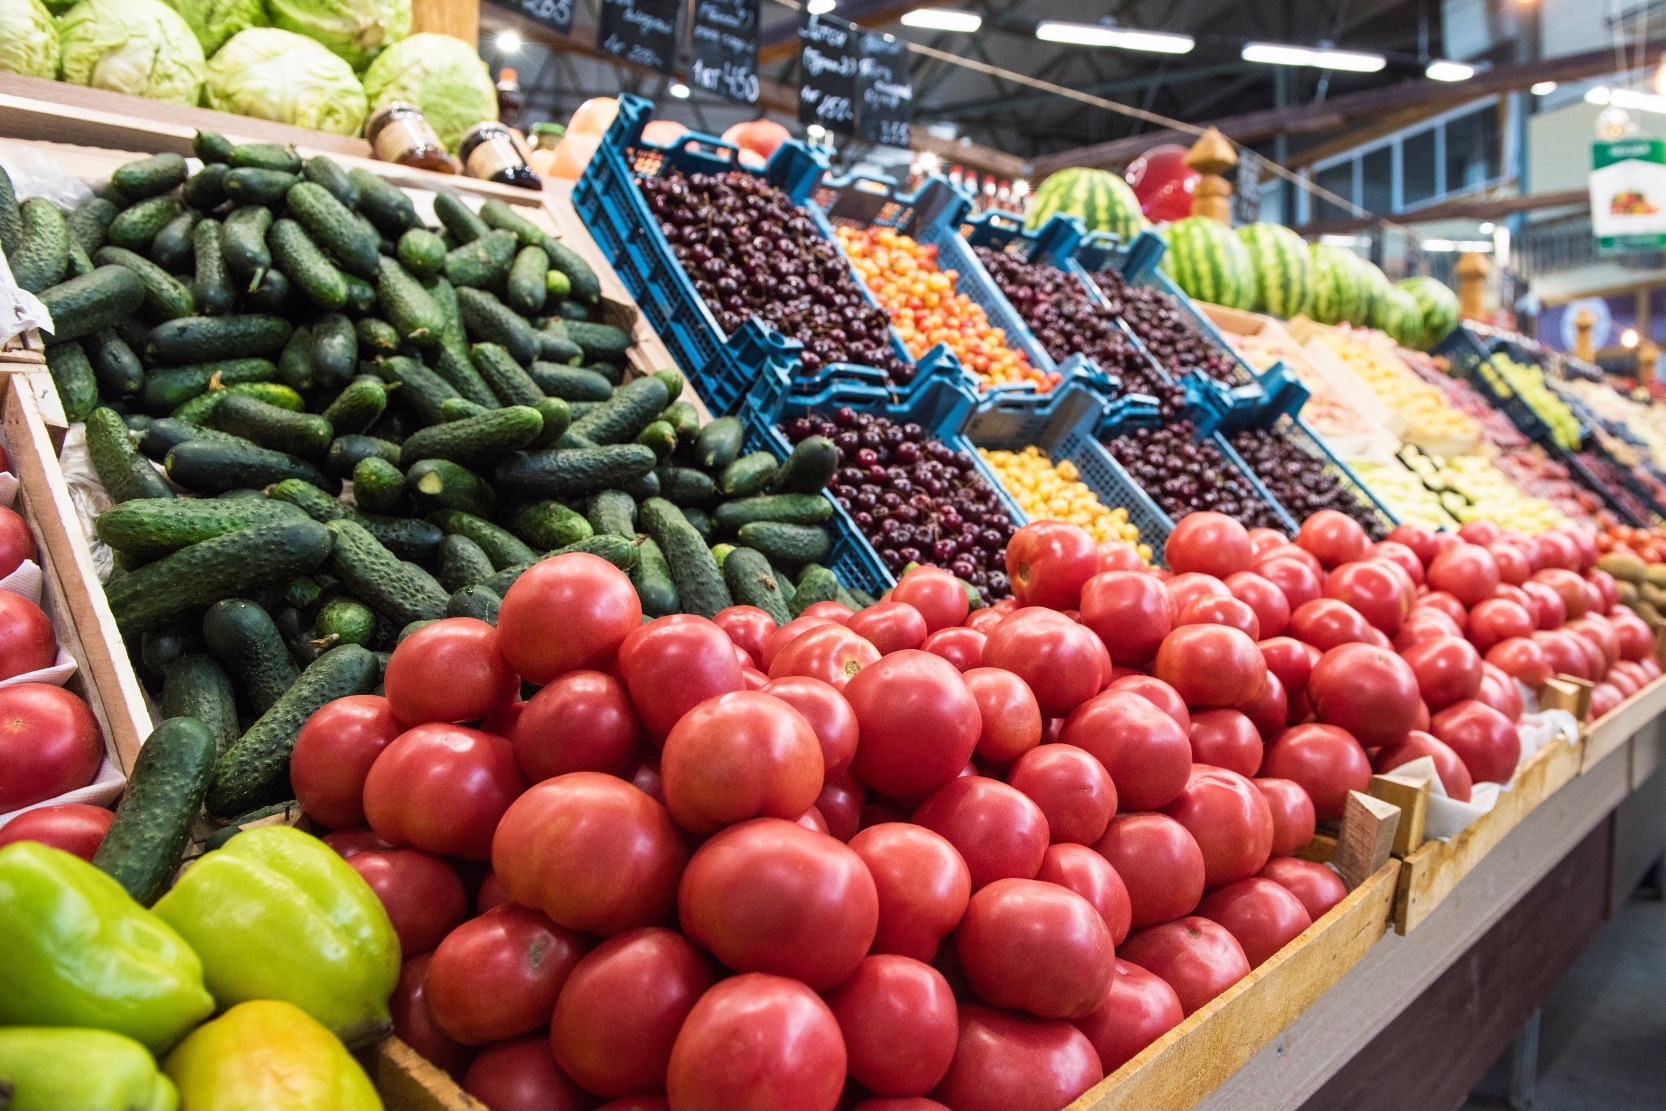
1125,144,1199,223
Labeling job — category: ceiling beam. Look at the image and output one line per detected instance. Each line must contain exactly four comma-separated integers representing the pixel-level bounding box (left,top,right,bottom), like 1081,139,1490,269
1294,188,1589,236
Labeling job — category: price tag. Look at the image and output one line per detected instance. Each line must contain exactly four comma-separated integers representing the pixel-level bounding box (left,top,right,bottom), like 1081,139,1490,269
598,0,680,76
508,0,573,36
690,0,759,105
797,11,859,135
856,29,911,147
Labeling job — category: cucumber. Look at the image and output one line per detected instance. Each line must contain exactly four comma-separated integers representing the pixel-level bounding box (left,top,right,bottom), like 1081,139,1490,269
310,312,357,389
286,181,379,279
45,341,98,421
477,199,547,247
569,376,671,445
543,236,601,303
631,536,679,617
399,404,543,468
326,434,401,478
511,501,592,549
790,565,843,616
429,509,536,570
696,417,745,473
302,155,360,210
86,408,173,504
470,342,545,407
681,506,712,540
82,329,144,400
38,266,145,345
376,256,444,347
546,269,571,299
210,394,333,459
587,489,637,537
446,585,501,623
220,206,273,286
148,209,198,274
275,605,319,666
112,153,190,202
621,468,661,501
194,131,234,163
206,644,377,817
444,229,518,289
775,435,838,493
433,344,501,409
563,321,631,364
107,194,182,253
374,354,459,425
266,478,440,562
438,534,496,592
65,239,94,280
428,275,468,350
203,598,301,716
351,456,406,515
65,196,118,255
315,597,375,647
228,143,302,174
737,521,831,566
398,228,446,280
269,219,349,309
160,654,239,755
322,375,387,435
723,546,792,625
190,218,235,317
92,716,217,905
145,315,291,366
640,497,731,618
456,287,540,365
138,418,243,460
434,192,490,244
536,323,584,365
139,619,203,679
182,163,229,212
142,357,277,412
11,198,70,294
659,401,702,445
343,274,376,315
506,246,550,315
326,519,449,626
284,575,325,611
529,397,572,449
440,399,488,421
720,452,778,497
356,317,402,357
713,494,834,532
656,466,715,507
106,518,333,634
350,168,421,237
241,268,292,314
494,443,658,499
223,167,298,207
93,246,193,318
0,166,17,258
164,438,331,494
173,383,303,429
529,363,613,401
637,421,677,461
408,459,496,517
484,534,641,595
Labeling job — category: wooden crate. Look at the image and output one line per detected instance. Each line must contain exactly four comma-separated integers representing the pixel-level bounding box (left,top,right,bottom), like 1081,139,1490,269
1581,672,1666,773
366,1038,484,1111
1,329,45,368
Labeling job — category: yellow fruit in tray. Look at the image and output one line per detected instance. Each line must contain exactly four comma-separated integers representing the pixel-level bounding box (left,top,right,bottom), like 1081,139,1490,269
1485,354,1582,450
1319,331,1480,444
980,446,1150,558
1350,459,1456,529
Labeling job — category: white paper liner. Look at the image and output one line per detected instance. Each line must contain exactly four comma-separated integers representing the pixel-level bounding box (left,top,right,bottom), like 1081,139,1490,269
0,558,43,605
1391,708,1582,841
0,472,18,510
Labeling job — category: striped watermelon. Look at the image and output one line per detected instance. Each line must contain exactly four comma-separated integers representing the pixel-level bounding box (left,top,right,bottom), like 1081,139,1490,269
1024,167,1146,243
1354,256,1395,329
1308,244,1365,325
1374,286,1424,348
1398,276,1460,350
1236,223,1313,319
1159,216,1256,310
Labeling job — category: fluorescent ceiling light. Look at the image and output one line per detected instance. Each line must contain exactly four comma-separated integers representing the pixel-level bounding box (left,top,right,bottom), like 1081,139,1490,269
1425,60,1475,82
806,0,835,13
1478,221,1495,233
495,30,522,53
900,7,981,32
1241,42,1386,72
668,81,691,99
1530,80,1557,95
1422,238,1457,251
1319,234,1364,247
1587,85,1666,113
1035,21,1195,53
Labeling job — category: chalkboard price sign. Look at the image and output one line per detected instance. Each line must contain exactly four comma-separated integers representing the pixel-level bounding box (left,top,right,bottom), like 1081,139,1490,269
598,0,680,75
690,0,759,105
507,0,574,36
857,29,911,147
797,11,859,135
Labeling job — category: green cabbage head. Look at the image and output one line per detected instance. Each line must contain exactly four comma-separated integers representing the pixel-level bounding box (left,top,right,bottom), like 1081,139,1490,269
267,0,409,70
166,0,266,56
57,0,205,104
0,0,60,78
206,29,368,135
361,33,496,153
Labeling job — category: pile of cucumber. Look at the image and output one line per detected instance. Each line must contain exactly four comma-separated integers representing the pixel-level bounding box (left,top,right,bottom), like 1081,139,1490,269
7,137,868,833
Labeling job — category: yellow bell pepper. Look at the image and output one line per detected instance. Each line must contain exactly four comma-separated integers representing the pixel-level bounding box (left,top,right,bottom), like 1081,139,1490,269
164,1000,382,1111
0,1027,178,1111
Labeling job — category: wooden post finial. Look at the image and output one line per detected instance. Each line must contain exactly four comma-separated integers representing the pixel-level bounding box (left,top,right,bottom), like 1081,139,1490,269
1573,307,1597,362
1455,251,1490,321
1187,127,1238,225
1639,336,1660,384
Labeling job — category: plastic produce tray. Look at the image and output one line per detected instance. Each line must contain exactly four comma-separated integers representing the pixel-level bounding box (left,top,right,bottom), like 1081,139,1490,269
1435,328,1562,448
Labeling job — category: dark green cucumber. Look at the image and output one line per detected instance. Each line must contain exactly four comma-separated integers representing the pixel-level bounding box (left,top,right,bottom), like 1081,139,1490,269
286,180,379,279
375,256,444,347
430,509,536,570
636,416,676,459
92,716,216,905
190,218,235,317
220,206,272,284
171,382,302,426
326,519,448,626
720,452,778,497
696,417,745,473
12,198,70,294
322,375,387,435
148,209,198,274
631,536,679,617
399,404,542,468
182,163,229,211
639,497,730,617
268,218,348,309
228,143,302,174
83,329,144,400
438,533,496,592
349,168,421,237
209,394,333,459
93,246,193,318
164,439,330,494
444,229,518,289
326,434,401,478
355,317,402,357
790,565,842,617
141,357,277,411
64,239,93,279
529,397,572,449
343,274,376,315
681,506,712,540
723,546,792,625
302,156,359,210
510,501,592,549
542,236,601,303
0,165,17,258
306,314,355,391
38,266,145,345
506,245,549,315
105,518,332,634
477,199,545,247
194,131,233,163
529,363,612,401
536,324,584,365
207,644,377,818
283,575,324,611
144,315,291,366
455,287,539,365
713,494,834,532
494,443,657,499
737,521,831,566
107,194,182,253
65,196,117,255
446,585,501,623
656,466,715,507
351,456,405,515
563,321,631,363
275,605,319,666
240,268,292,313
433,192,490,244
470,342,545,407
587,489,637,537
569,376,671,445
407,459,495,517
45,341,98,421
139,619,203,679
138,418,243,461
314,597,375,647
160,655,239,755
432,344,500,409
86,408,173,504
113,153,189,200
374,354,459,425
266,478,440,562
397,228,446,280
222,167,298,207
484,534,640,595
202,598,301,716
428,275,468,350
774,435,838,493
441,398,489,421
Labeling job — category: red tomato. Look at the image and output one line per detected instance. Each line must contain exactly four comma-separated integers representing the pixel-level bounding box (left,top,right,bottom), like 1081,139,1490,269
1256,858,1347,921
0,592,56,682
817,769,866,843
493,773,687,935
1037,843,1132,945
1255,555,1322,611
931,1004,1102,1111
1256,636,1318,708
464,1034,593,1111
0,683,102,811
1374,730,1474,802
965,606,1008,634
390,954,473,1081
957,878,1115,1020
0,505,36,579
498,553,642,682
1322,561,1410,635
1224,572,1290,639
660,690,824,834
1252,777,1316,856
1079,571,1175,667
1196,878,1311,968
1533,629,1589,680
846,650,981,798
0,803,112,860
1427,545,1501,607
918,627,985,673
713,606,777,668
1074,959,1184,1074
1415,591,1469,629
849,822,970,962
1287,598,1373,652
760,675,858,777
1006,744,1116,845
1260,724,1372,820
363,723,523,861
848,602,930,654
1517,581,1564,631
1490,542,1531,586
1247,528,1288,556
510,670,642,783
893,567,972,633
619,615,746,743
1297,510,1369,569
1401,636,1483,712
668,974,846,1111
1386,523,1439,566
1118,916,1251,1015
760,616,834,671
1162,765,1274,890
1371,540,1425,586
1096,540,1146,572
1007,521,1099,610
1164,572,1231,615
1458,521,1501,546
802,601,856,624
427,903,590,1044
1478,663,1525,722
1611,610,1655,661
384,618,516,725
290,695,403,829
1467,599,1534,653
768,622,881,689
1060,689,1190,811
983,608,1104,718
1188,709,1263,778
549,926,716,1098
477,870,509,914
1429,700,1520,785
1395,611,1462,652
912,776,1049,891
1153,624,1265,709
347,849,467,956
1177,594,1260,640
1588,568,1619,611
1106,674,1191,731
680,817,877,989
1241,672,1289,741
321,826,391,859
1165,512,1254,578
828,956,958,1097
1306,643,1422,748
1094,813,1205,928
1534,568,1592,621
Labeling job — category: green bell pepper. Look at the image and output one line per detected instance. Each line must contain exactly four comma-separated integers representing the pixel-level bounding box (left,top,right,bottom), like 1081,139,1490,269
0,842,214,1055
0,1028,178,1111
152,825,400,1047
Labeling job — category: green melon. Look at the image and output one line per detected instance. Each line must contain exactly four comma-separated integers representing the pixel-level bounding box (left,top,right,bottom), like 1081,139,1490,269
1236,223,1313,319
1159,216,1256,310
1308,244,1365,326
1024,167,1146,243
1397,276,1461,351
1373,286,1425,348
1353,255,1395,329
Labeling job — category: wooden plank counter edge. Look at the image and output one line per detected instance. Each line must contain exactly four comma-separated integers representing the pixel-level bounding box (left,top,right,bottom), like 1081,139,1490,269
1582,673,1666,773
367,1038,485,1111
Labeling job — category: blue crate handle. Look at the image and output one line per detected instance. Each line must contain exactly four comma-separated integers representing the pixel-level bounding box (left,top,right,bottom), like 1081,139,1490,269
1098,393,1163,431
1189,362,1313,437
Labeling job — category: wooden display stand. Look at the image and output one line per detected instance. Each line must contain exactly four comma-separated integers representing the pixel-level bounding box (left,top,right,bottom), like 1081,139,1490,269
0,329,44,368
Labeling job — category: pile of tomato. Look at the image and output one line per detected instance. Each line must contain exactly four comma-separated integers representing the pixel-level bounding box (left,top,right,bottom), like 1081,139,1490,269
1597,524,1666,563
223,500,1653,1111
